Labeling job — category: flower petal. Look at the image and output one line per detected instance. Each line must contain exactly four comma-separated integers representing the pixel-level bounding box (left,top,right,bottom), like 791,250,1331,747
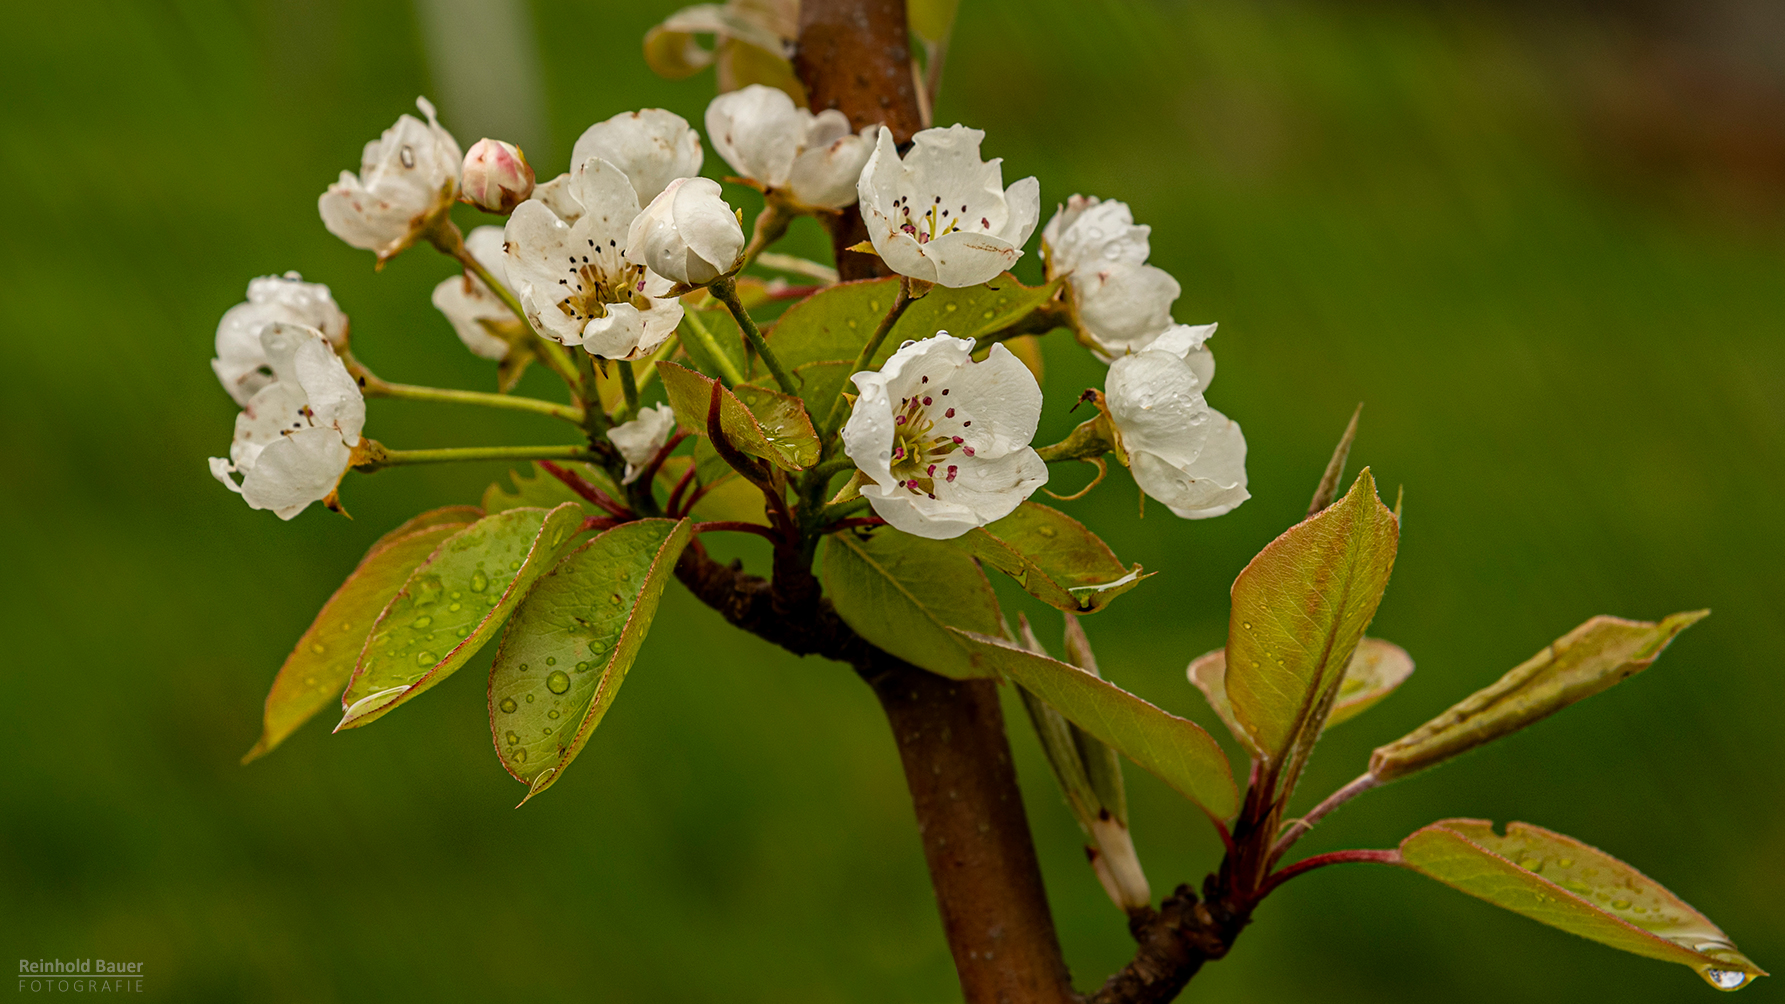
1075,261,1181,357
940,342,1043,459
1130,410,1248,519
240,428,354,520
293,336,365,446
1106,345,1211,469
571,108,703,205
706,84,805,188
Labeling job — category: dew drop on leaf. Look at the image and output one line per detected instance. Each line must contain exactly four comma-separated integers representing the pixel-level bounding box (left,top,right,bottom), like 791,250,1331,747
504,731,519,745
499,698,517,714
546,671,571,695
547,710,560,720
470,571,489,593
1705,970,1747,990
414,651,437,666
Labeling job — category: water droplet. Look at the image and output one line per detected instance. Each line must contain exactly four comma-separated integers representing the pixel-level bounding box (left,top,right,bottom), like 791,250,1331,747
505,730,519,745
415,650,437,666
1036,527,1056,538
448,603,462,612
1242,621,1253,630
1611,899,1631,910
945,303,958,312
525,693,535,703
547,670,571,694
487,595,500,606
545,657,556,666
519,662,530,671
470,571,489,592
450,591,461,600
982,309,995,319
575,661,591,672
1557,858,1574,868
457,626,471,638
589,640,607,655
310,643,325,655
509,559,521,570
412,616,432,628
499,698,517,714
513,748,528,763
609,592,623,605
543,726,553,735
1704,969,1747,990
547,710,560,720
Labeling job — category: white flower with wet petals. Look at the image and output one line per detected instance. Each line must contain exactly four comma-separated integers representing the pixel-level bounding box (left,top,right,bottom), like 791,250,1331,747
430,226,515,361
705,84,876,210
570,109,704,206
842,334,1048,539
212,273,349,406
318,98,462,263
210,324,366,520
1042,195,1183,359
607,404,679,484
503,157,684,359
624,177,746,287
856,125,1040,288
1105,324,1248,519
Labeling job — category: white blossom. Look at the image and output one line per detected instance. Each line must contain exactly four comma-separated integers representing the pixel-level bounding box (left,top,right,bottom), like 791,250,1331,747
430,226,513,360
607,403,678,484
1104,324,1247,519
459,138,535,214
210,323,366,520
503,156,684,359
570,109,704,206
842,334,1047,539
856,125,1040,288
624,177,746,286
1042,194,1183,359
318,97,462,262
212,273,350,406
705,84,876,209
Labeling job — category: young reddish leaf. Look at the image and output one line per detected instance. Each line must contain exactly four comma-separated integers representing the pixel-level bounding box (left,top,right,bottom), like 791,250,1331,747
1399,819,1765,991
1370,611,1706,782
489,519,693,804
336,503,585,730
822,528,1003,680
242,516,475,763
948,502,1147,614
1188,637,1413,753
657,360,818,471
952,629,1238,821
1225,468,1399,800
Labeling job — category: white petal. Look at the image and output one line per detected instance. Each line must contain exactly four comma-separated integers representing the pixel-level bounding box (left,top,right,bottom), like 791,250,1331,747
462,225,510,288
230,381,310,471
787,127,874,209
940,343,1043,459
1045,196,1150,277
256,322,319,386
995,175,1041,248
210,456,245,494
431,274,512,360
530,172,582,222
624,177,742,285
565,156,644,247
581,302,647,359
571,108,704,205
293,336,365,446
859,447,1047,539
1106,346,1210,469
518,281,584,346
608,402,678,479
503,201,578,307
1075,262,1180,356
317,100,460,257
240,428,354,520
922,229,1024,288
841,370,897,488
1130,410,1248,519
705,84,804,187
1149,322,1217,360
212,273,347,405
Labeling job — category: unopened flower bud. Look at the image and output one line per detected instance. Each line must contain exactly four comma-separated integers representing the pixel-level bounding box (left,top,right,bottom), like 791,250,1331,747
623,176,744,286
460,139,535,214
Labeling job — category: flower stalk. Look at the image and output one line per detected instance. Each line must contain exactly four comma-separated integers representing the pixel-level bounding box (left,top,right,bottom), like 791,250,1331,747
710,275,797,395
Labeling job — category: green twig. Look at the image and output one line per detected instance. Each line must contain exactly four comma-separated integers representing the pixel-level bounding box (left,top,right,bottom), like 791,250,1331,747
824,276,913,434
712,276,797,396
354,442,591,472
346,356,584,424
679,310,745,388
617,360,641,421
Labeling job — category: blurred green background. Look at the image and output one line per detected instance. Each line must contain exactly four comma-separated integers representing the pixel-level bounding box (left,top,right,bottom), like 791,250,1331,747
2,0,1781,1000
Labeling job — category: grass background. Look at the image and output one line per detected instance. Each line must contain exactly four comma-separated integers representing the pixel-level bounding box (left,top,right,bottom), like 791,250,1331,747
1,0,1780,1000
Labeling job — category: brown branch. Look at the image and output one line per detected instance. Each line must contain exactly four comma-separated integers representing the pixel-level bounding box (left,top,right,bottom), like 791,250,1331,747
1085,883,1252,1004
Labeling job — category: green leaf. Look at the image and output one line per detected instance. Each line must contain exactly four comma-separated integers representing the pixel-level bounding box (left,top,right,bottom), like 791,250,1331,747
951,629,1238,820
908,0,960,44
765,273,1061,372
1399,819,1766,991
787,358,854,421
336,503,586,729
657,360,819,471
1369,611,1706,783
677,305,748,386
482,462,617,515
1188,637,1413,752
822,528,1003,679
949,502,1146,613
1226,468,1399,799
371,506,486,548
490,518,694,803
242,516,477,763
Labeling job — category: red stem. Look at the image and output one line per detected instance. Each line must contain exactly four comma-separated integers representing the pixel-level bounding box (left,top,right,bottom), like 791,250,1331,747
577,515,624,533
1257,848,1403,898
692,520,783,543
666,464,698,518
636,430,690,490
819,517,886,533
538,460,631,518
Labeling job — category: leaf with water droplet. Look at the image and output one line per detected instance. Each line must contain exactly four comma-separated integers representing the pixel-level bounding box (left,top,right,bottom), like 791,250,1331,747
1225,469,1399,803
1398,819,1765,990
822,528,1004,680
487,518,693,804
1369,611,1707,783
658,361,818,471
241,511,479,763
1188,637,1414,756
945,502,1148,614
950,628,1237,821
481,461,617,516
335,503,585,731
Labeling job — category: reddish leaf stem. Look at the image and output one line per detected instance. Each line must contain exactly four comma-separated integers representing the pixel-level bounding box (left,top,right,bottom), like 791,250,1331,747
819,516,887,533
538,461,631,518
692,520,784,543
1257,848,1402,898
666,464,698,518
636,430,691,490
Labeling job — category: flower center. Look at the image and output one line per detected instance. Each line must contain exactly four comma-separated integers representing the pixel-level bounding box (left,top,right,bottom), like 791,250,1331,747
893,195,990,245
888,385,974,498
555,240,649,323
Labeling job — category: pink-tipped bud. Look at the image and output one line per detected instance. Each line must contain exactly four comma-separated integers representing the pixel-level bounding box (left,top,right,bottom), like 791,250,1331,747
459,139,534,214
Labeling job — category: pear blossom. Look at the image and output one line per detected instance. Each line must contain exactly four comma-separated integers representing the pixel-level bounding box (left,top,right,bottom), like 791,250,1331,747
705,84,876,209
1042,195,1183,358
212,273,350,406
570,109,704,205
430,226,514,360
856,125,1041,288
607,404,679,484
210,323,366,520
842,334,1047,539
459,138,535,214
318,98,462,262
1104,324,1248,519
503,156,683,359
624,177,746,286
